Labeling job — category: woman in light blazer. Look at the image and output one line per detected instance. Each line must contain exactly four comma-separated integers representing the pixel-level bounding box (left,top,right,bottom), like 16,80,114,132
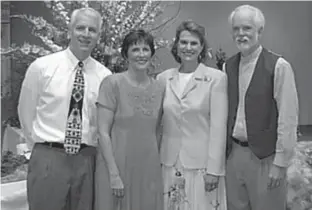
157,20,228,210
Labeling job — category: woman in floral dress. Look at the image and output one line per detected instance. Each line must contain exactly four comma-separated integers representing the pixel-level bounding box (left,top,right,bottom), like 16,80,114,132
157,20,228,210
94,29,164,210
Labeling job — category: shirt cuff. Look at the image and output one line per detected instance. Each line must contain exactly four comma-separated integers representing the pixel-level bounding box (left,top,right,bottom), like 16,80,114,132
205,162,225,176
273,151,293,167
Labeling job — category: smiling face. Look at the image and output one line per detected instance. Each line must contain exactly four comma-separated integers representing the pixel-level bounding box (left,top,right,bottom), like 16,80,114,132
231,10,262,56
126,42,152,71
68,12,101,58
177,30,203,63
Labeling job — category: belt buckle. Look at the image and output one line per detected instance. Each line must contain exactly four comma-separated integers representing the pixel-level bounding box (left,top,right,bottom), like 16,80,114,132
238,140,248,147
80,144,88,151
46,142,53,148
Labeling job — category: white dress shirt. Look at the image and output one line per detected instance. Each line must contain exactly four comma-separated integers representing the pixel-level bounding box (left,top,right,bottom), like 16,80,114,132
225,45,299,167
18,48,112,150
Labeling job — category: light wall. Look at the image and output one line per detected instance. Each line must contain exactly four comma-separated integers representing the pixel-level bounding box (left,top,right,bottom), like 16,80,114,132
156,1,312,125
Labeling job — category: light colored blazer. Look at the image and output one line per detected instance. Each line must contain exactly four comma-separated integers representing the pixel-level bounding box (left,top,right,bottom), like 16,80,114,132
157,63,228,176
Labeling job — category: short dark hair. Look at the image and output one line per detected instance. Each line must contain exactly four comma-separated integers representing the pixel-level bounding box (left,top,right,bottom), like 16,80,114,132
121,29,155,59
171,20,209,64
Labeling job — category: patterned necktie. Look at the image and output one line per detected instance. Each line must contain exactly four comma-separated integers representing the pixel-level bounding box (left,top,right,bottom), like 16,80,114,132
64,61,85,154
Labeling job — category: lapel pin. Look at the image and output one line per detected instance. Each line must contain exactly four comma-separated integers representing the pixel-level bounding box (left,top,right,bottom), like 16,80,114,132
202,76,211,82
195,76,211,82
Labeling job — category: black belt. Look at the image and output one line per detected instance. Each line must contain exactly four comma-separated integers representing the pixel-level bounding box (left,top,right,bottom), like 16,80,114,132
40,142,88,151
232,138,249,147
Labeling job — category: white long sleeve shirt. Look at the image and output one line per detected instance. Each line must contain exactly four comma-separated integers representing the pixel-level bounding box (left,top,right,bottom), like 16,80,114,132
18,48,111,150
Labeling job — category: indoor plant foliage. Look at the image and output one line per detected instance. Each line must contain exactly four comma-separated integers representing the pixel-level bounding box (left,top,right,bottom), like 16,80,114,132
1,0,176,74
287,141,312,210
214,47,226,70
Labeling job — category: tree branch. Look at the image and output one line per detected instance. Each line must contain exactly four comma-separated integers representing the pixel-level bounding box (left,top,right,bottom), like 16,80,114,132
136,1,161,28
148,1,181,34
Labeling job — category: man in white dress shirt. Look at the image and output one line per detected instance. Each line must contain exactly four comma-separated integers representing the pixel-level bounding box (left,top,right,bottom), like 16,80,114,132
224,5,298,210
18,8,111,210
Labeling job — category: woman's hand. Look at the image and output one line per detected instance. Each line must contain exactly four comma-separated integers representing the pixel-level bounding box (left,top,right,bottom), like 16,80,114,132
110,175,124,198
203,173,219,192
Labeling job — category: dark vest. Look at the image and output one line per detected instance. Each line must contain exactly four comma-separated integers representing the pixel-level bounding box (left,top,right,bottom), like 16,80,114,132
225,48,280,159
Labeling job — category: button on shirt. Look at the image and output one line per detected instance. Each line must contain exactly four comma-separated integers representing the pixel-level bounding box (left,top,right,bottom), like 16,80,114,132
18,48,112,150
225,45,299,167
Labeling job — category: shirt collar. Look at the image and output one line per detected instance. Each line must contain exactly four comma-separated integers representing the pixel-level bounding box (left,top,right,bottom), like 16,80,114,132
65,47,92,70
240,45,262,63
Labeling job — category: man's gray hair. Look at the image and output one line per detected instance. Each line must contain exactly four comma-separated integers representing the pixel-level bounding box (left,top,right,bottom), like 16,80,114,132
228,5,265,30
69,7,103,30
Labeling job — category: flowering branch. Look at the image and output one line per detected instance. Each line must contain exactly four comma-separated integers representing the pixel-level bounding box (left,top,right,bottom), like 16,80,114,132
149,1,182,34
1,0,176,74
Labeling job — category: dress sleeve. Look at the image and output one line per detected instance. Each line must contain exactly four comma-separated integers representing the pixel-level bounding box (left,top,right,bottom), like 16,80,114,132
96,75,117,112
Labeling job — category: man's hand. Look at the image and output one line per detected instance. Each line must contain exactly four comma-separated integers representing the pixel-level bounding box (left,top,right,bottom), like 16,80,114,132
267,164,287,190
110,175,124,198
203,173,219,192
